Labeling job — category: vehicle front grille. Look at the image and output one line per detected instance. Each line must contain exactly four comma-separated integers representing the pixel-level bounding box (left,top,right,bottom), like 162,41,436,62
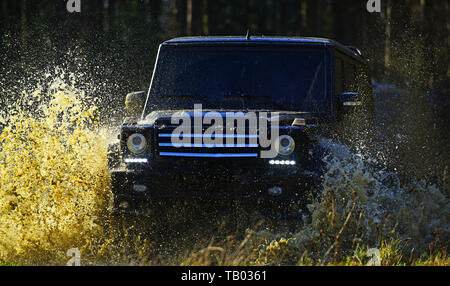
156,126,261,159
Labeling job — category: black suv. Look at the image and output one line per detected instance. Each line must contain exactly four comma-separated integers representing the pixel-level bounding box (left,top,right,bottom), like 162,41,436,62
107,36,375,215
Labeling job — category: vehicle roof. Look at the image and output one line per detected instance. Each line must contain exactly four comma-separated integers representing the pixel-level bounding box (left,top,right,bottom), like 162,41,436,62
162,36,366,63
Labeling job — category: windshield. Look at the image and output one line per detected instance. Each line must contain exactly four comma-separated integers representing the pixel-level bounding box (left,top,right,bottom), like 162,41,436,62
146,45,328,114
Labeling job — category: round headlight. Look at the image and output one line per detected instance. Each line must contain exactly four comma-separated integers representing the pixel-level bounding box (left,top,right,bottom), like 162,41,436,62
127,133,147,154
275,135,295,156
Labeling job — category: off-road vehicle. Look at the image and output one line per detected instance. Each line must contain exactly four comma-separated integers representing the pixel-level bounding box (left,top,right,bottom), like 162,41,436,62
107,36,375,216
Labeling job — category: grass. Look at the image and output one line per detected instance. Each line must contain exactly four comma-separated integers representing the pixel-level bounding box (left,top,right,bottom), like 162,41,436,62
180,237,449,266
0,262,22,266
1,235,448,266
1,202,447,266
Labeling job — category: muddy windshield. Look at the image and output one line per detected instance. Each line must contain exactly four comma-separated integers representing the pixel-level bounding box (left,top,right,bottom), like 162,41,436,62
145,45,328,114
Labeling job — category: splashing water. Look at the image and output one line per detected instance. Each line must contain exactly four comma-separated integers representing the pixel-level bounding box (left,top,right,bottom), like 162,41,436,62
251,138,449,264
0,77,112,264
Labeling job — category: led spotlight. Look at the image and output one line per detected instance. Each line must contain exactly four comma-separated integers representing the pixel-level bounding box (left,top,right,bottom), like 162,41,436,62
124,158,148,164
269,159,296,166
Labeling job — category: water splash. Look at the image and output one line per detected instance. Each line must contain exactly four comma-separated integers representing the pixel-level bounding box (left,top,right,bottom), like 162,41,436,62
251,138,449,264
0,76,111,264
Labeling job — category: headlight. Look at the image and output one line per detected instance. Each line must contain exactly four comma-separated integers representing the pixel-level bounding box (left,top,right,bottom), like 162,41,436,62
127,133,147,154
275,135,295,156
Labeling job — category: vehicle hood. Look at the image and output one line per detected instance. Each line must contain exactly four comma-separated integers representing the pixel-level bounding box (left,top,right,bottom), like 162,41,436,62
140,110,320,127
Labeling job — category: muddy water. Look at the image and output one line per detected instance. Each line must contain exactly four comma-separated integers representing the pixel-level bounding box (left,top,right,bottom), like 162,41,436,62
251,138,449,264
0,78,111,264
0,76,448,265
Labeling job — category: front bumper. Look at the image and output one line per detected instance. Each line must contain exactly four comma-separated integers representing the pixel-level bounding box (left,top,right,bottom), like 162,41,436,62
109,160,321,213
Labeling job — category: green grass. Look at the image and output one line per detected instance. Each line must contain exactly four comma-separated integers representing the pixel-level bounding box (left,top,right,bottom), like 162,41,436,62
0,262,22,266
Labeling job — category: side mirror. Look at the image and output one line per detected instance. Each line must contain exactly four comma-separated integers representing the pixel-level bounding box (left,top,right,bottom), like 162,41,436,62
339,92,362,109
125,91,146,116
